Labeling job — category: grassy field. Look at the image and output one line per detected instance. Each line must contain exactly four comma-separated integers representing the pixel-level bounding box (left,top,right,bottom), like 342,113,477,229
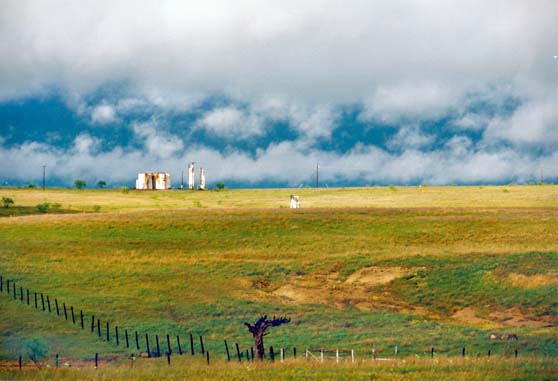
0,186,557,379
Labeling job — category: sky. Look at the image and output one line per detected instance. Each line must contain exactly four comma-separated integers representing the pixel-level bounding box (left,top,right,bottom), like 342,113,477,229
0,0,557,188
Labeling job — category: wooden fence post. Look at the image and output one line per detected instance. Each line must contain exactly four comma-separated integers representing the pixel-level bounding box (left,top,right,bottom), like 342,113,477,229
55,299,60,316
0,275,2,292
19,287,23,302
95,353,98,368
166,352,171,366
515,349,518,358
200,335,205,354
97,319,101,337
106,322,110,342
351,349,355,363
190,333,194,356
34,292,38,309
235,343,241,362
80,310,84,329
55,353,59,368
293,347,297,359
251,347,254,361
431,347,435,358
488,349,491,358
135,331,140,350
12,282,16,299
125,329,129,348
47,295,51,312
145,334,151,358
224,340,230,361
91,315,95,332
41,293,45,311
26,289,30,305
115,326,119,346
270,346,275,362
71,306,75,324
206,351,210,365
166,334,172,355
462,347,465,357
155,335,161,357
18,355,22,370
177,336,182,355
280,348,284,363
336,349,339,363
63,303,67,320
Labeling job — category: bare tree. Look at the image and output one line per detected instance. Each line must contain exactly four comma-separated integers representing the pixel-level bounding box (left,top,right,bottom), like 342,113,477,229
244,315,290,360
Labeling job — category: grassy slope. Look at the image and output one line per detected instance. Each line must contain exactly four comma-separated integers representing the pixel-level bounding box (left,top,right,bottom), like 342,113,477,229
0,186,557,378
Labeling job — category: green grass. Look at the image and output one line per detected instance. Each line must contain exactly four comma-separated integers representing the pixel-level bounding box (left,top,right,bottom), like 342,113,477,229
0,186,557,379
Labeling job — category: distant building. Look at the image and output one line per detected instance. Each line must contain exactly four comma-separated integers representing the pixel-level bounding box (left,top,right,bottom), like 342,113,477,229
188,163,195,190
136,172,171,190
290,195,301,208
199,168,206,190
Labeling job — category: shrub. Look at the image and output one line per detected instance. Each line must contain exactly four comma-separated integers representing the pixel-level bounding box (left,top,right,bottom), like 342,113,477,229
2,197,14,208
36,202,50,213
216,182,225,190
74,179,86,189
97,180,107,188
120,186,130,194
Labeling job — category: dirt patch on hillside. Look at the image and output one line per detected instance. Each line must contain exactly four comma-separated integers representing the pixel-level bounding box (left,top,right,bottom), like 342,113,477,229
507,273,557,289
489,308,552,328
452,308,501,328
345,266,422,286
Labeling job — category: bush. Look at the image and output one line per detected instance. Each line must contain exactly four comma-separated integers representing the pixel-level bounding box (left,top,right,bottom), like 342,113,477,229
120,186,130,194
2,197,14,208
97,180,107,188
74,179,86,189
216,182,225,190
36,202,50,213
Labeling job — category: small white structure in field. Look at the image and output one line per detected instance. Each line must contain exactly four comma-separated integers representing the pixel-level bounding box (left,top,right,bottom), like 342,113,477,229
290,195,301,208
199,168,206,190
136,172,171,190
188,162,195,190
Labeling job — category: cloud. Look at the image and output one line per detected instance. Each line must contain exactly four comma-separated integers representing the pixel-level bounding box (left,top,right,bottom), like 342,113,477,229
90,104,117,124
132,119,184,159
195,107,264,140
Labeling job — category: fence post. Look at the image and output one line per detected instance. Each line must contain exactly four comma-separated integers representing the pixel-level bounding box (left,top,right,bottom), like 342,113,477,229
206,351,210,365
270,346,275,362
224,340,230,361
488,349,491,358
125,329,129,348
177,336,182,355
431,347,435,358
106,322,110,342
63,303,67,320
155,335,161,357
95,353,98,368
20,287,23,302
190,333,194,356
372,346,376,360
462,347,465,357
26,289,30,305
235,343,241,362
47,295,51,312
246,349,249,362
320,349,324,363
55,353,59,368
34,292,38,309
41,293,45,311
293,347,297,359
91,315,95,332
281,348,284,363
115,326,119,346
19,355,22,370
515,349,518,358
6,279,9,294
145,334,151,358
135,331,140,350
166,351,171,366
55,299,60,316
97,319,101,337
12,282,16,299
0,275,2,292
336,349,339,364
351,349,355,363
395,346,398,359
71,306,75,324
251,347,254,362
80,310,84,329
166,334,171,355
200,335,205,354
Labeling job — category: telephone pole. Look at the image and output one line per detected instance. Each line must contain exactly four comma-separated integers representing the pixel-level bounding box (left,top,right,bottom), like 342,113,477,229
315,162,319,189
42,165,46,191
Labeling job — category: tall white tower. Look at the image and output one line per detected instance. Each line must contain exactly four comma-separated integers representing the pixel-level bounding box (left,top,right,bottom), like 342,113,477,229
188,162,195,190
199,168,206,190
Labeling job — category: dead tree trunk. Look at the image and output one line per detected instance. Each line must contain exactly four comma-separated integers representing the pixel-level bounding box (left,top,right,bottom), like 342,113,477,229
244,315,290,360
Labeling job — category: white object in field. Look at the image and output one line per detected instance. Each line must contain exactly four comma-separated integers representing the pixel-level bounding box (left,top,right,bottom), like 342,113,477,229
290,195,301,208
135,172,171,190
188,162,195,190
199,168,206,190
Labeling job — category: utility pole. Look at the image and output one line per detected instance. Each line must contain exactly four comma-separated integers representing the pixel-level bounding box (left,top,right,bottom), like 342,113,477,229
181,171,184,189
315,162,319,189
42,165,46,191
540,168,544,184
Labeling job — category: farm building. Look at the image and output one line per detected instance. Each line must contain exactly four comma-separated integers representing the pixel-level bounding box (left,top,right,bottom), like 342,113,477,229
135,172,171,190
